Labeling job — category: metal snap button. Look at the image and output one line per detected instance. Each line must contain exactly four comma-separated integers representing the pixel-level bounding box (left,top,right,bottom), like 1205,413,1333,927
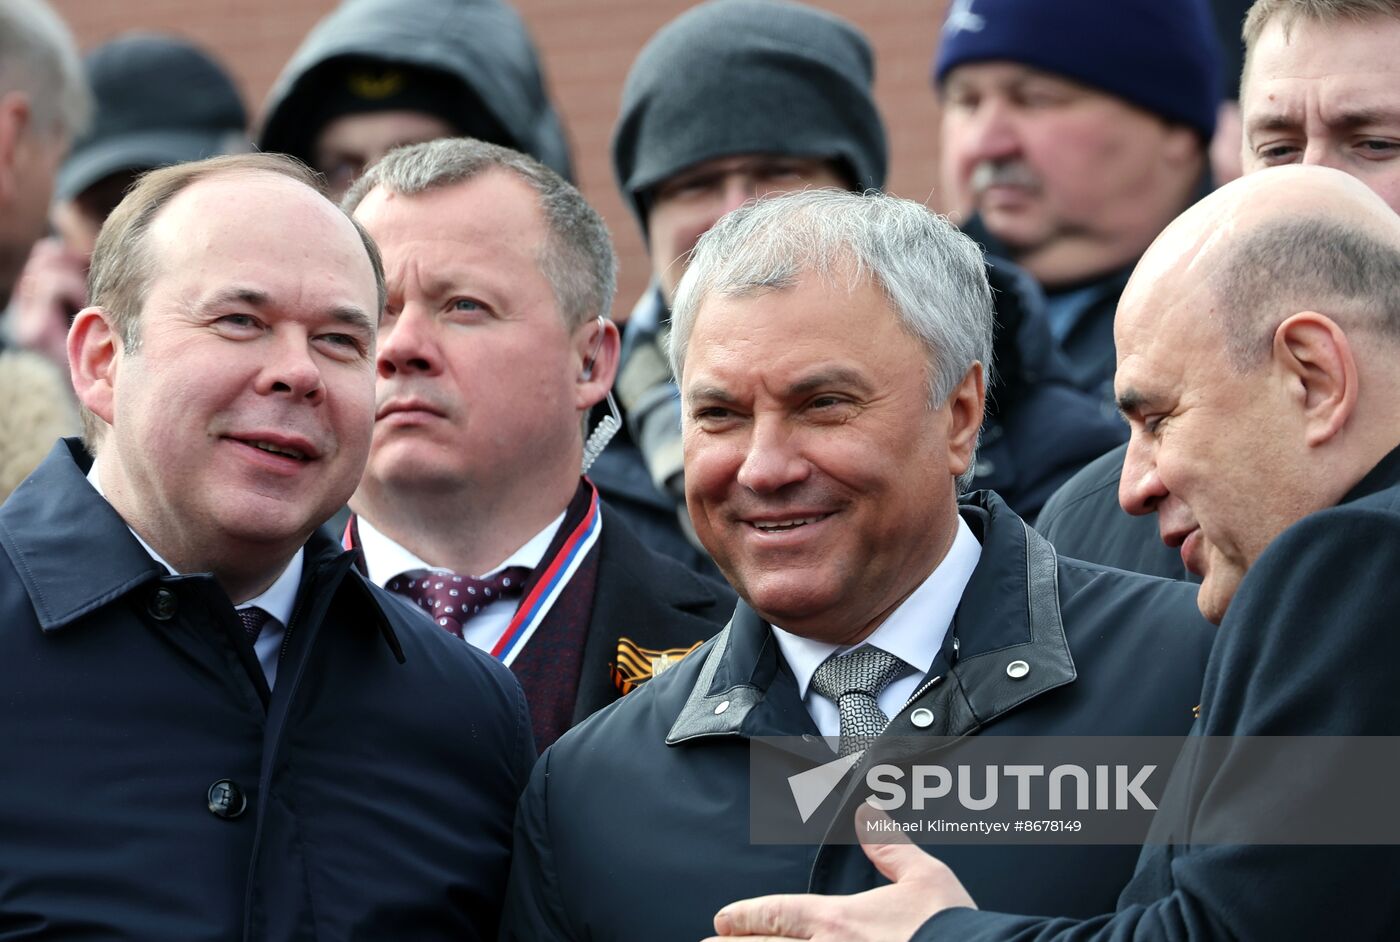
714,700,730,715
1006,659,1030,680
911,708,935,728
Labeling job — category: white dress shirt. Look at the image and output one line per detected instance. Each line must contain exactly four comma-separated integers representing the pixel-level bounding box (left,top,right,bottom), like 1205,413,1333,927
86,463,300,687
357,511,565,652
770,516,982,739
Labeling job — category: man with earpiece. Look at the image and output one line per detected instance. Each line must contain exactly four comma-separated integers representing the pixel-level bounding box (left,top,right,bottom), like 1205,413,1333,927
340,137,735,752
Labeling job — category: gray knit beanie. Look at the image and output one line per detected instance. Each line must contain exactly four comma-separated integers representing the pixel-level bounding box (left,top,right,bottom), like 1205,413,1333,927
612,0,887,232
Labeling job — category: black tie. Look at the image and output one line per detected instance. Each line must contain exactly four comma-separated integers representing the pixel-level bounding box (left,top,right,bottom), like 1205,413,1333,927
237,606,273,643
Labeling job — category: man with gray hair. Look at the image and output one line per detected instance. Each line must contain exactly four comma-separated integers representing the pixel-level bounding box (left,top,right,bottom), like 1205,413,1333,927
707,164,1400,942
341,137,733,752
0,0,87,501
500,189,1211,941
0,0,87,304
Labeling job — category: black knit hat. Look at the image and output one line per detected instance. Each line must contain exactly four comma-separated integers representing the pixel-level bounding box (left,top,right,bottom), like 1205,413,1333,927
612,0,887,233
57,33,246,202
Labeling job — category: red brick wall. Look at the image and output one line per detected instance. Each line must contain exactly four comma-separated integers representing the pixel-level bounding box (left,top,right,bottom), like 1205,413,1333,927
50,0,951,312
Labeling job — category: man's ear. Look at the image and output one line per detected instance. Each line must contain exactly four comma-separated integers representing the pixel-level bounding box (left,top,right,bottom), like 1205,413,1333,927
573,316,621,411
69,307,122,427
945,361,987,477
0,92,31,205
1273,311,1356,448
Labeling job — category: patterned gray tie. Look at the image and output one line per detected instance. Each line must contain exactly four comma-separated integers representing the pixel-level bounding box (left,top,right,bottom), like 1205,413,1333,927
810,646,907,758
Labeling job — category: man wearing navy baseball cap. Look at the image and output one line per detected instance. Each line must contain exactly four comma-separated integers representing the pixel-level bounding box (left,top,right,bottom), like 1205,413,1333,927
934,0,1221,406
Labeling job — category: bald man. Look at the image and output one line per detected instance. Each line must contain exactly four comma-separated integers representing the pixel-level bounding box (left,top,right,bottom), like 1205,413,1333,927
1037,0,1400,580
706,166,1400,940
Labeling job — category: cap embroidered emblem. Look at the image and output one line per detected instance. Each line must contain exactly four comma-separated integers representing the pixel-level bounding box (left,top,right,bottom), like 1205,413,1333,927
348,69,405,100
944,0,985,36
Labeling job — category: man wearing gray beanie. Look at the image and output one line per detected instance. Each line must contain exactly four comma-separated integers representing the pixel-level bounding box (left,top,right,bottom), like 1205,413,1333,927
609,0,1123,534
935,0,1221,407
608,0,878,544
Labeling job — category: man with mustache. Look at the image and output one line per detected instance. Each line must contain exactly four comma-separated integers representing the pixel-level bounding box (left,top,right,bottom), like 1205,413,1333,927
1039,0,1400,582
935,0,1220,406
708,164,1400,942
342,137,733,752
0,153,533,939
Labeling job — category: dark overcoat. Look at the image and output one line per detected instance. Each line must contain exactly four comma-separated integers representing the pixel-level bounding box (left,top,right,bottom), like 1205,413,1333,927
922,449,1400,940
0,441,534,941
501,492,1213,941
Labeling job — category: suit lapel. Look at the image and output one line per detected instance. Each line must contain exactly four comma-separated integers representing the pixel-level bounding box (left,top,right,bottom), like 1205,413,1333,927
572,505,730,724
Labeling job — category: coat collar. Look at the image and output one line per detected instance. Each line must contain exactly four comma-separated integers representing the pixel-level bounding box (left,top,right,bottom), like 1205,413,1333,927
1341,442,1400,506
0,439,165,631
0,439,403,659
666,491,1076,744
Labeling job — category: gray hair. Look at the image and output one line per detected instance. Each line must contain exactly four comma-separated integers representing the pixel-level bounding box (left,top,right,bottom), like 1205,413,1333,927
668,188,993,490
0,0,90,138
1213,215,1400,369
344,137,616,329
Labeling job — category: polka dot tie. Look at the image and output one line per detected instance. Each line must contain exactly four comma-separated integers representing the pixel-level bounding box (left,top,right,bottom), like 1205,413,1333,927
386,567,532,638
810,646,908,758
237,606,274,643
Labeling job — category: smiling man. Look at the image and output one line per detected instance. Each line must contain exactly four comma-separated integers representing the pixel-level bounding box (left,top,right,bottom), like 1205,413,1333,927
0,153,533,940
611,0,1125,529
499,189,1211,941
708,166,1400,942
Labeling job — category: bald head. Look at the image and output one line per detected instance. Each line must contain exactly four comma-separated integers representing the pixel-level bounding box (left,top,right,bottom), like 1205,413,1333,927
1115,165,1400,622
1119,165,1400,371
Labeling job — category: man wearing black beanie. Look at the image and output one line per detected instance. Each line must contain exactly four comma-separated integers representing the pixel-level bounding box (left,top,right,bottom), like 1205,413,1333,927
611,0,1122,528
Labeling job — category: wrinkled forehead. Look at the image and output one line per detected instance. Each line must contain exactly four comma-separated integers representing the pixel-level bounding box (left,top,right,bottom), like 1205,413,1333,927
1117,292,1239,429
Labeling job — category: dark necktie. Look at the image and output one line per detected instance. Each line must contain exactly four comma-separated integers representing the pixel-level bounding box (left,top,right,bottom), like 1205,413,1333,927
237,606,274,643
810,646,908,758
387,567,532,638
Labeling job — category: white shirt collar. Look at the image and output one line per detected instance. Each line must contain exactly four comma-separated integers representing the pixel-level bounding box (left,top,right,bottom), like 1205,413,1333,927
356,509,567,587
771,515,982,700
86,461,302,626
